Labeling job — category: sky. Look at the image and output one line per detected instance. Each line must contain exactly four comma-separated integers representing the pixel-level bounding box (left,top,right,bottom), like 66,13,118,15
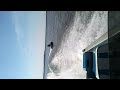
0,11,46,79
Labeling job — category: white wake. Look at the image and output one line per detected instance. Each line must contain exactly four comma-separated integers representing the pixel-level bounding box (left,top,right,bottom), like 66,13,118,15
47,11,108,79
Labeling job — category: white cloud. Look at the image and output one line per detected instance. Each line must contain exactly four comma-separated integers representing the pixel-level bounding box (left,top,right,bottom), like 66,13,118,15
11,11,46,79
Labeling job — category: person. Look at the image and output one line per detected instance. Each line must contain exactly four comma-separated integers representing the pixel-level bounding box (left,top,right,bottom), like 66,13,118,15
47,42,54,49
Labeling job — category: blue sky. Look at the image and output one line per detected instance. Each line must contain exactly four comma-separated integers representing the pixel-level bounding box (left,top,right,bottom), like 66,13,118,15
0,11,46,79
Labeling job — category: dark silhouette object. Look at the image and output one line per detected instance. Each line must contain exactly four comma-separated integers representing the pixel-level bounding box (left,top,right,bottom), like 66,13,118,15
82,49,85,52
85,52,97,79
47,42,54,49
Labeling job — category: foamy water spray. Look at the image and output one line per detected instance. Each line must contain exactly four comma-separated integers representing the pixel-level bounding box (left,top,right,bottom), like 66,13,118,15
47,11,108,79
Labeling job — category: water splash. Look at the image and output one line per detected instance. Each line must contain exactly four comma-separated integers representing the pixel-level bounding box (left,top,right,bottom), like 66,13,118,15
47,11,108,79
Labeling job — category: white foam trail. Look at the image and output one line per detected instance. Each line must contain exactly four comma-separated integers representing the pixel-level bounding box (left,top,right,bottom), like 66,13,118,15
48,48,54,73
47,11,108,79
